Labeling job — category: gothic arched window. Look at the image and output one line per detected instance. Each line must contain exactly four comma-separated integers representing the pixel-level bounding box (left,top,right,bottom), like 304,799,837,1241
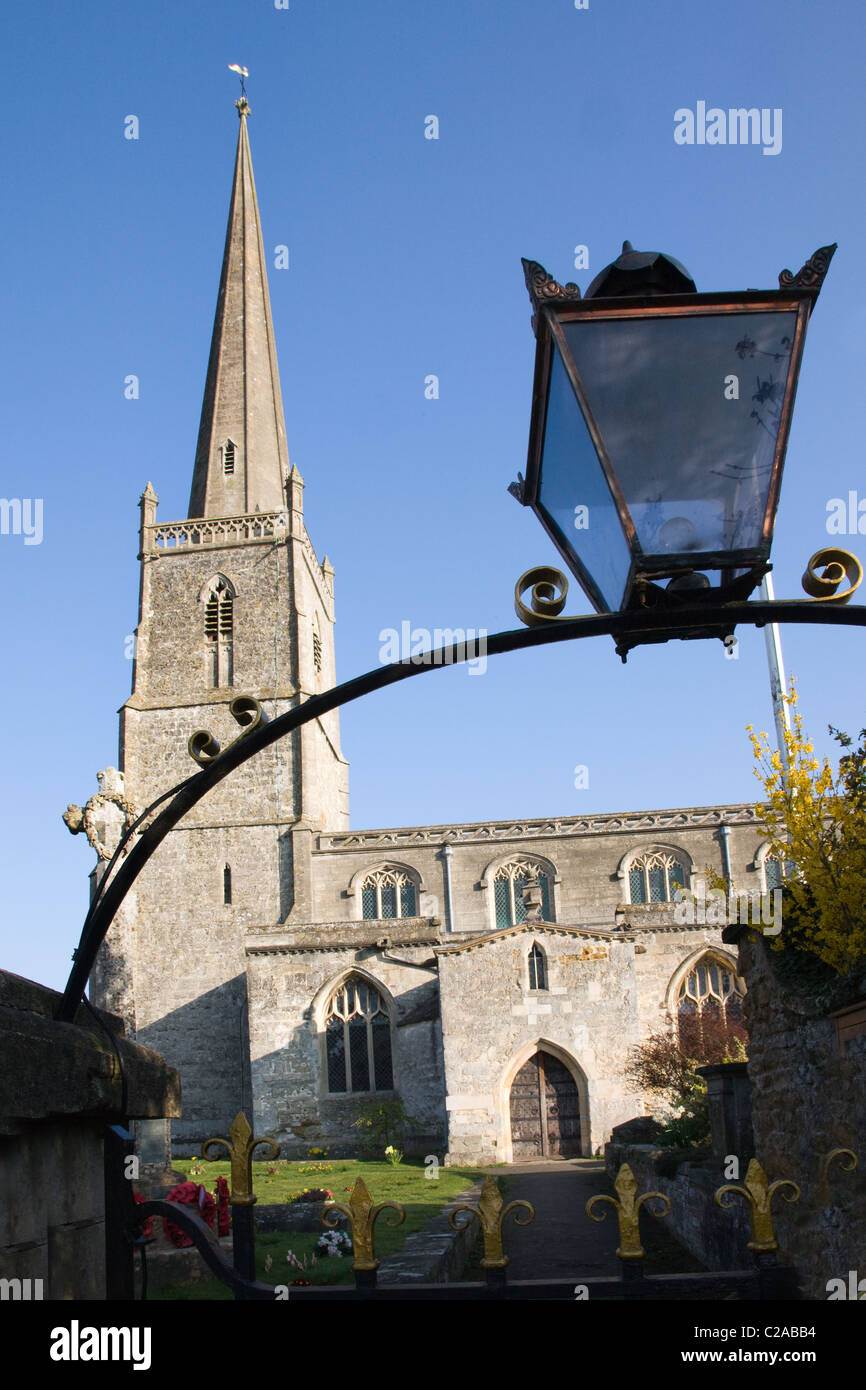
763,854,795,891
204,578,234,688
361,867,417,920
676,953,745,1049
221,439,236,475
325,979,394,1094
528,942,548,991
494,860,553,928
628,851,687,904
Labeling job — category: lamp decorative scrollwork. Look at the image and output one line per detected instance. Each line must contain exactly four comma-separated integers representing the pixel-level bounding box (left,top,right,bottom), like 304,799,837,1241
800,548,863,605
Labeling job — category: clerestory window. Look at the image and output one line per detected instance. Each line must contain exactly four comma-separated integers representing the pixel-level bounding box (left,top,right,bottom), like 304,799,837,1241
763,854,795,891
494,860,553,928
325,979,394,1094
361,867,417,920
628,851,687,904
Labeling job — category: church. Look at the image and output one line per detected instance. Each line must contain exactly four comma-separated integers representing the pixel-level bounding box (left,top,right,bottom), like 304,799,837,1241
73,100,776,1166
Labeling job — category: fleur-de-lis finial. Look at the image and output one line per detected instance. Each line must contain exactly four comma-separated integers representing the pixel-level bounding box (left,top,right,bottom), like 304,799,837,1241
715,1158,800,1251
321,1178,404,1271
817,1148,858,1208
586,1163,671,1259
201,1111,279,1206
449,1176,535,1268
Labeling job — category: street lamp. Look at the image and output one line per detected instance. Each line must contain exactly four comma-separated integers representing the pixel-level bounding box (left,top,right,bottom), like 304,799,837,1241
511,242,837,657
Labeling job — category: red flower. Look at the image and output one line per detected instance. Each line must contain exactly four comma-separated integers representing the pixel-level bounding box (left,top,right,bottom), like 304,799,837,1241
215,1175,231,1236
132,1191,153,1239
162,1181,216,1248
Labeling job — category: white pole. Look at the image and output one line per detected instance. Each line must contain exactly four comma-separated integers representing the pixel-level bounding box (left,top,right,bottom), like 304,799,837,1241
760,572,792,765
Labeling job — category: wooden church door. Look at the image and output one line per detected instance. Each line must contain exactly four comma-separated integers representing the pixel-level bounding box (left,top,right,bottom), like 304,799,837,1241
509,1051,582,1158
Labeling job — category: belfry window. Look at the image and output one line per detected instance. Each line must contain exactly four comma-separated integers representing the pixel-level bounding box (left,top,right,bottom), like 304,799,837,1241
222,439,236,475
361,867,417,919
628,851,687,904
528,942,548,991
493,860,553,928
325,979,394,1094
204,578,234,688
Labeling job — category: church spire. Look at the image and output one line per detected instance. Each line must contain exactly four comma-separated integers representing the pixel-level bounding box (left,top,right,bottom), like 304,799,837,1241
188,98,290,519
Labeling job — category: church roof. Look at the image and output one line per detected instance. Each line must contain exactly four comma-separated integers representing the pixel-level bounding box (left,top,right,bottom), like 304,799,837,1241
188,98,290,519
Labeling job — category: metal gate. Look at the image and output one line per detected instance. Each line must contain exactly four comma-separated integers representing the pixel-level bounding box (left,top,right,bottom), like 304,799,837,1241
112,1112,807,1302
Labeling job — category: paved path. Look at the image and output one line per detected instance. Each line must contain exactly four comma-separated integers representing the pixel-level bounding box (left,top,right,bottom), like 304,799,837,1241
485,1159,621,1281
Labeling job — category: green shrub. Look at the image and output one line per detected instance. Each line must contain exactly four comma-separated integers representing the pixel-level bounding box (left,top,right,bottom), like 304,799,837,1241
351,1098,417,1155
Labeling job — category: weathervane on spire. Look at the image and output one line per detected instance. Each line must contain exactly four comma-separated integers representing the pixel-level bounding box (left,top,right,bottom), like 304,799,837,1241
229,64,250,115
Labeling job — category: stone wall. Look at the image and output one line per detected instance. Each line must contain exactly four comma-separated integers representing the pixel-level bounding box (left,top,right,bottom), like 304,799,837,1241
0,970,180,1300
727,929,866,1301
245,926,446,1158
437,927,640,1163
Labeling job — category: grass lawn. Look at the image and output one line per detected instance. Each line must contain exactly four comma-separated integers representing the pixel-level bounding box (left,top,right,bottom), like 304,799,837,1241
146,1157,485,1299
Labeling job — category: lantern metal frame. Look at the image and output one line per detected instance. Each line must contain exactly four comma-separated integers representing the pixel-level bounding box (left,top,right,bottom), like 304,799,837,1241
513,246,837,631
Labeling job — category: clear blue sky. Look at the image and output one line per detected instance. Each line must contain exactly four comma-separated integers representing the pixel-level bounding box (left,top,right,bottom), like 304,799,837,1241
2,0,864,990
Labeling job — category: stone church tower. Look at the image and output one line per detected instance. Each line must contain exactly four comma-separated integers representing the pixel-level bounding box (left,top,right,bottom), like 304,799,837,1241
92,100,349,1143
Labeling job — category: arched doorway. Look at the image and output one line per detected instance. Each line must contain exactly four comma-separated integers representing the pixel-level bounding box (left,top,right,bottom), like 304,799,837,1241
508,1049,582,1158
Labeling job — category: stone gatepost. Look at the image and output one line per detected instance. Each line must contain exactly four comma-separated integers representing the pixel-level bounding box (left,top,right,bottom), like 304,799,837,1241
0,969,181,1300
696,1061,754,1166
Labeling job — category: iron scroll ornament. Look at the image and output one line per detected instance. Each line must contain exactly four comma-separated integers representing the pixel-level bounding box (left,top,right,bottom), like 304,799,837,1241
801,547,863,604
515,547,864,628
188,695,269,766
56,598,866,1022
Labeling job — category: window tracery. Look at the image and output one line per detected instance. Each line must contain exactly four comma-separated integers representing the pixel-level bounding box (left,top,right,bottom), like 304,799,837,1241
494,860,553,928
325,979,393,1094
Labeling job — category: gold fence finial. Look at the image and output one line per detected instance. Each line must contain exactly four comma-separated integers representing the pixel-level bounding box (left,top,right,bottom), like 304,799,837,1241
817,1148,858,1207
586,1163,671,1259
449,1175,535,1268
715,1157,800,1251
201,1110,279,1206
321,1177,404,1271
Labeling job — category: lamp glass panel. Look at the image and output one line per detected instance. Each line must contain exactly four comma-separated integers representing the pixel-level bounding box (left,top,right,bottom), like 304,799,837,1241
562,309,798,557
537,346,632,610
